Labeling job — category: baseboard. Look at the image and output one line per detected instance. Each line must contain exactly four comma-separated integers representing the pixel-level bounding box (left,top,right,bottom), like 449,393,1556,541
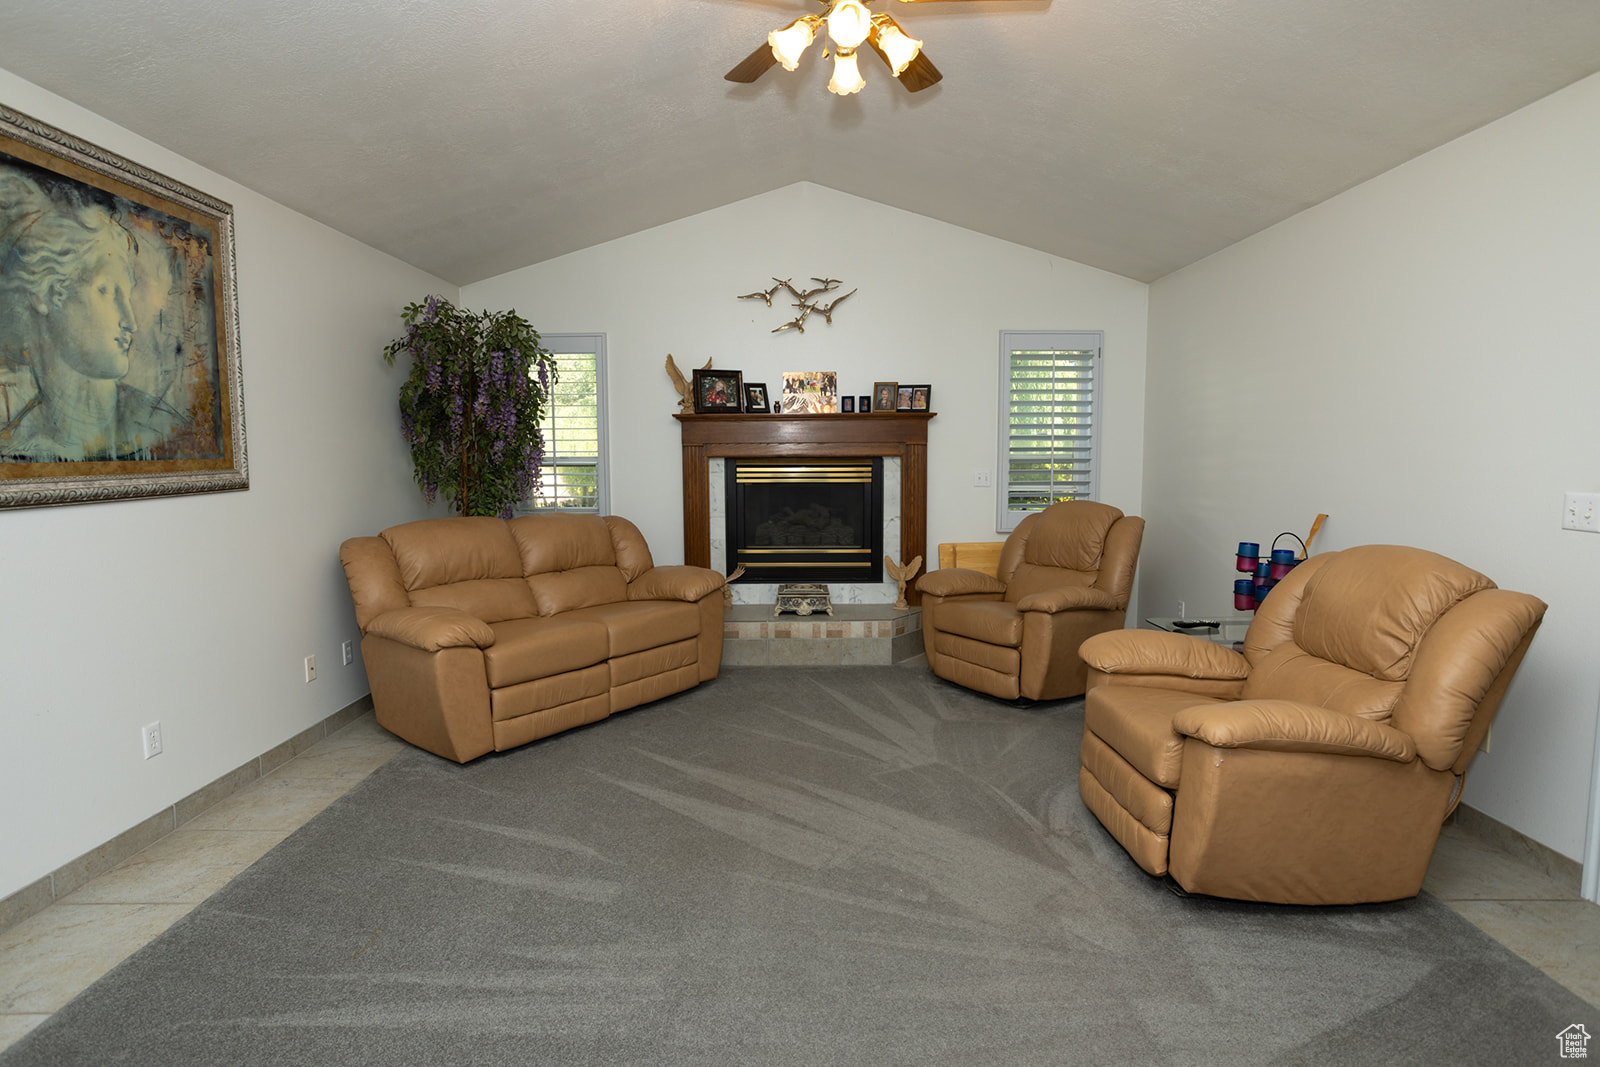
1448,802,1584,895
0,695,374,935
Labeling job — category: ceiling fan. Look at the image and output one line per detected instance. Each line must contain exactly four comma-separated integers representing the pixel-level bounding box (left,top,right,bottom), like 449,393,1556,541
725,0,994,96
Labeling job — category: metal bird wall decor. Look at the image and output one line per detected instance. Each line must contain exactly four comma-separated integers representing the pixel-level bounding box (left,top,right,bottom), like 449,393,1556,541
739,276,857,335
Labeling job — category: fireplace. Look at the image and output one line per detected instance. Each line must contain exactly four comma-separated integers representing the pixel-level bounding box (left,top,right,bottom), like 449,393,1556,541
676,412,933,605
725,458,884,584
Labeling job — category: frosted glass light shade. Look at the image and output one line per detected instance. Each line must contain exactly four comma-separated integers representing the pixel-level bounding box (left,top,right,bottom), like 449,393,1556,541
769,18,817,71
826,0,872,50
871,17,922,76
828,49,866,95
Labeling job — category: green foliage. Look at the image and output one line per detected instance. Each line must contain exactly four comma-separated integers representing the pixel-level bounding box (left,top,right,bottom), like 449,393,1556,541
382,295,558,518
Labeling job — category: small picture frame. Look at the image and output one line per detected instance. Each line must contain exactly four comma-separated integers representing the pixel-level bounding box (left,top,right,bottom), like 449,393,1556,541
909,384,932,412
693,369,745,413
840,395,855,414
743,382,770,413
873,381,898,415
896,385,915,412
857,395,870,414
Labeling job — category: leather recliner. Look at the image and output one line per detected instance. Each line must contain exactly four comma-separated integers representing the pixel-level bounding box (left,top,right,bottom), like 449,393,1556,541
915,501,1145,701
1077,544,1546,905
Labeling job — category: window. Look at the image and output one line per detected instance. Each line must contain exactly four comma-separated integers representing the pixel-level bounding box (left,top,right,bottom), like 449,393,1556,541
996,331,1102,531
525,333,608,513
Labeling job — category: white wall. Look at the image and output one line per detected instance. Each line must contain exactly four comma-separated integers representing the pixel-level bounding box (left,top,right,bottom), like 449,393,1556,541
463,181,1149,594
0,69,448,899
1145,73,1600,863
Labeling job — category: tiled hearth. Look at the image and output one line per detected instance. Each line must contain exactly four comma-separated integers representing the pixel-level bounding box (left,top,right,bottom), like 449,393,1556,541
722,603,923,666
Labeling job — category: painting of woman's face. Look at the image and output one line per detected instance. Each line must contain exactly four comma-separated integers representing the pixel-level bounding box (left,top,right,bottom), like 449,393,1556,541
40,235,139,381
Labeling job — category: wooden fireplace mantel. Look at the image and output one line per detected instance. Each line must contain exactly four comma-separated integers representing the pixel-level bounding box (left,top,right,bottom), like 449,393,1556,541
676,412,934,606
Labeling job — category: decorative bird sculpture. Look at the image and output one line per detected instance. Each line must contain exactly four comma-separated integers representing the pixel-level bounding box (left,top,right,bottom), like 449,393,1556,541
737,282,784,307
722,564,747,607
815,288,856,324
885,554,922,610
665,353,713,414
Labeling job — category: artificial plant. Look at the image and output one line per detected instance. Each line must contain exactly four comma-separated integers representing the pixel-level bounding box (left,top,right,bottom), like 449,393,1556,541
382,295,558,518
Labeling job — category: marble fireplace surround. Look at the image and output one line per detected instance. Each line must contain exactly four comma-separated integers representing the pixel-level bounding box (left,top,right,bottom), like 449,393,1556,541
675,413,932,607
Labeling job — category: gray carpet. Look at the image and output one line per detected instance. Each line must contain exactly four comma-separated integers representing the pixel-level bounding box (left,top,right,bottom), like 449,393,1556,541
6,666,1593,1065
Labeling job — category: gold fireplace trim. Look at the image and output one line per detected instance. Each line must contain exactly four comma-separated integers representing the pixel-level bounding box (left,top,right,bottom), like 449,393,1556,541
733,561,877,569
737,547,872,555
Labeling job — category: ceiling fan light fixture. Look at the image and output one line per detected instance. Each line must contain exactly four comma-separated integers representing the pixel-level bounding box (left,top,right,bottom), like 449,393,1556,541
769,17,819,71
869,14,922,77
825,0,872,51
827,49,867,95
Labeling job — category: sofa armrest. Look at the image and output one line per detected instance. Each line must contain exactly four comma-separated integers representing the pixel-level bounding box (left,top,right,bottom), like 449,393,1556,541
1173,700,1417,762
916,568,1008,598
627,565,726,603
1081,629,1249,681
366,606,496,652
1015,586,1119,613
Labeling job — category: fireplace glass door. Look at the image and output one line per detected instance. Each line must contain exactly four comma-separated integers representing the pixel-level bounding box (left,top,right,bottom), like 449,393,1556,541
726,458,884,584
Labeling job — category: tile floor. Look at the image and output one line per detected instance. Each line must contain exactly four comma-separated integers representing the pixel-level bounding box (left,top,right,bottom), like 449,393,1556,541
1,712,1597,1054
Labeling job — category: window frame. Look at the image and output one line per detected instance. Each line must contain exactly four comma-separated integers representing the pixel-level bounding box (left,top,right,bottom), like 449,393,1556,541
522,332,608,515
995,330,1104,533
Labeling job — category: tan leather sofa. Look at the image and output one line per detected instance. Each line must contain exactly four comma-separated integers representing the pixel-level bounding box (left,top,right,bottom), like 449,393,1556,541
1078,545,1546,905
340,513,726,762
915,501,1144,701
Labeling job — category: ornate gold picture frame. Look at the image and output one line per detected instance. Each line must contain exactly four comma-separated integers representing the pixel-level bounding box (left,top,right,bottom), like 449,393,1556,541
0,104,247,509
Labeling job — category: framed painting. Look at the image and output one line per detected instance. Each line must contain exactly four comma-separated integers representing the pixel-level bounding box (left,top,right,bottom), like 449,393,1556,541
693,369,744,413
0,105,247,509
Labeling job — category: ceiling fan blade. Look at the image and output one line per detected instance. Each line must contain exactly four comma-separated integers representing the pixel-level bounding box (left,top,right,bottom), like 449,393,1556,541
893,49,942,92
725,42,779,83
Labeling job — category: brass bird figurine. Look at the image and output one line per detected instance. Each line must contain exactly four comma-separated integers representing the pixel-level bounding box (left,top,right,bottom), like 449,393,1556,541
665,353,713,414
737,282,783,307
815,288,856,325
885,554,923,610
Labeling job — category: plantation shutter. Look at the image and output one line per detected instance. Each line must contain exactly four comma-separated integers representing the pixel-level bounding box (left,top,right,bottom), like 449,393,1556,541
997,331,1102,531
526,334,608,513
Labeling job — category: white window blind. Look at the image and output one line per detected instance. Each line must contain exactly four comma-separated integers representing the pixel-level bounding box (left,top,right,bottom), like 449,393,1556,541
526,333,608,514
996,331,1102,531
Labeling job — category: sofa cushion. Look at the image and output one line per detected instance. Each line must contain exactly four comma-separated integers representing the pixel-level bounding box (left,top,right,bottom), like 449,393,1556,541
1293,545,1494,682
482,616,610,688
382,517,536,623
1241,644,1404,722
934,600,1024,647
508,513,617,574
563,600,701,657
527,566,630,616
1085,686,1225,789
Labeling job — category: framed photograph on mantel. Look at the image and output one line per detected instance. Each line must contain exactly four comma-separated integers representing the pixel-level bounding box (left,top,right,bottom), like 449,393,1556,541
872,381,897,415
743,382,770,413
693,369,744,413
780,370,838,414
0,104,248,509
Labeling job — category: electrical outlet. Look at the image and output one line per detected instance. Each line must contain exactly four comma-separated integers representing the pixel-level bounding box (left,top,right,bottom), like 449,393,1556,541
974,469,992,488
1177,600,1186,619
342,640,354,666
141,721,163,760
304,654,317,683
1562,492,1600,533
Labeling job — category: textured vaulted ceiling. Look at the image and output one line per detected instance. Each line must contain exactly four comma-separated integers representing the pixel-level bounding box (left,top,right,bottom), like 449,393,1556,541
4,0,1599,286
